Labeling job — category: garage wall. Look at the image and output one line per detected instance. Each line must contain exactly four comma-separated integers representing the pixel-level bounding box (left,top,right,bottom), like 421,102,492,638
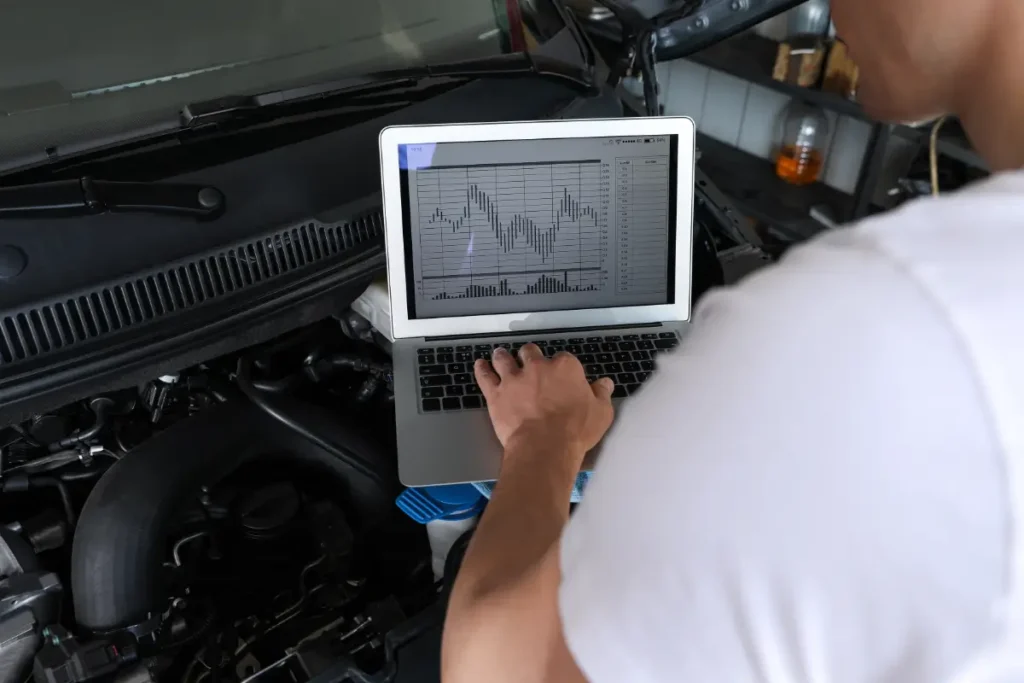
657,58,874,194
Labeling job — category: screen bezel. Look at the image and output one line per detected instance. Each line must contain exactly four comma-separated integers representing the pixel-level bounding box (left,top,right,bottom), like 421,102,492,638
379,117,696,340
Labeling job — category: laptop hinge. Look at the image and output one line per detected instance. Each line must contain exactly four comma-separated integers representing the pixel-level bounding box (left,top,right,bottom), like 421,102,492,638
423,322,664,342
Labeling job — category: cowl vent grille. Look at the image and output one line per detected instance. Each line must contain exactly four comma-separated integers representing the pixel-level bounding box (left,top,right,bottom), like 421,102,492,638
0,210,384,366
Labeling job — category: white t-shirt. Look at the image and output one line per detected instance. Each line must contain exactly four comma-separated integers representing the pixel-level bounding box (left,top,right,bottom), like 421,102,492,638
560,171,1024,683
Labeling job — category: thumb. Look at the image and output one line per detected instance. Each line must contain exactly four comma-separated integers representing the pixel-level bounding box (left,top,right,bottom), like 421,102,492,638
591,377,614,401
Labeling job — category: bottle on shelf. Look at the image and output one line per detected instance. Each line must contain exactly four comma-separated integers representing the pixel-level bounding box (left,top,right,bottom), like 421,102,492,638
776,101,829,185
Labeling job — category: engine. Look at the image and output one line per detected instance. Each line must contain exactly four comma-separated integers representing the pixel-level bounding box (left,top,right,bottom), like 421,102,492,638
0,320,441,683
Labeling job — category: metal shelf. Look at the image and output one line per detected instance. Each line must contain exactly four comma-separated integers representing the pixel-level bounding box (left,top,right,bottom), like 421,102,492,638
688,32,868,120
696,133,851,238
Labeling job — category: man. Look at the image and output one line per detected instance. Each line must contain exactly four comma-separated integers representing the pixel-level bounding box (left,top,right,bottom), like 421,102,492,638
442,0,1024,681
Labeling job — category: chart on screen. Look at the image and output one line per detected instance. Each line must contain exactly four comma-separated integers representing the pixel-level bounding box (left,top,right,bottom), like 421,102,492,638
414,160,611,301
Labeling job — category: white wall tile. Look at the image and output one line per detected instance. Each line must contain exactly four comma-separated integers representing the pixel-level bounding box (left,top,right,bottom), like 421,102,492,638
655,60,672,111
736,84,789,159
663,59,710,124
699,70,750,146
822,116,872,193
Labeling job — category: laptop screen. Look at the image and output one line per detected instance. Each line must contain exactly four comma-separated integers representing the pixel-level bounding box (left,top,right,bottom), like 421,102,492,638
398,134,679,320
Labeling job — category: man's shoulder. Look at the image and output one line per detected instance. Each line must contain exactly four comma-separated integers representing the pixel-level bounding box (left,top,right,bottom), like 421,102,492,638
811,170,1024,300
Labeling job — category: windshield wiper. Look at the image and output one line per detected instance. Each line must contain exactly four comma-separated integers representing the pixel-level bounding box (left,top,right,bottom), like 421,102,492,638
0,177,225,219
181,53,596,128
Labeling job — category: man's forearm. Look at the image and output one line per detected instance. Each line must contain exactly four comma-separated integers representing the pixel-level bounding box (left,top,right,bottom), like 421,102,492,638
453,432,581,601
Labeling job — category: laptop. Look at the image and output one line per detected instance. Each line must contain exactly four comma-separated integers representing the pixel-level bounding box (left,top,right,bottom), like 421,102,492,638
379,117,696,486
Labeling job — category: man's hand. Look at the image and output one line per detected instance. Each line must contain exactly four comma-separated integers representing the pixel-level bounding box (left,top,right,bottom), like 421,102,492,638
474,344,615,462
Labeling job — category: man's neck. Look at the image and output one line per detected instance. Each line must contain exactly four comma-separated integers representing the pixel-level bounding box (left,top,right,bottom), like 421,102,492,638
955,2,1024,172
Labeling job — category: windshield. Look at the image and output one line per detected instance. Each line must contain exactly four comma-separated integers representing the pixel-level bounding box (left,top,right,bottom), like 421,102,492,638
0,0,539,167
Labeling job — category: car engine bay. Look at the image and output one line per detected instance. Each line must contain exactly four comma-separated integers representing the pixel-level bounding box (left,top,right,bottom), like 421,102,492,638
0,317,445,683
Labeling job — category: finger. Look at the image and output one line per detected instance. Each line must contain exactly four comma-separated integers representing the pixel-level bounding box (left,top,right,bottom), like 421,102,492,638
490,347,520,379
518,343,545,365
474,359,500,396
552,350,583,367
591,377,615,401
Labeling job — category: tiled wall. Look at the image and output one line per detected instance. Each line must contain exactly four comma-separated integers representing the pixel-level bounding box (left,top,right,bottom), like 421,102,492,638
658,58,875,194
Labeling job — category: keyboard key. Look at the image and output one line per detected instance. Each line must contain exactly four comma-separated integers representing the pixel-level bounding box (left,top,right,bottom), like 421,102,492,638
448,363,466,373
442,397,462,410
532,340,548,346
436,346,454,353
462,395,482,409
437,353,454,363
417,347,433,353
566,344,583,354
623,361,641,372
586,336,602,342
623,334,640,340
456,345,472,352
586,375,598,382
420,375,452,387
619,341,637,351
454,373,473,384
422,398,441,411
596,353,613,363
601,343,617,352
417,354,434,364
445,385,464,396
632,350,651,360
474,350,490,360
568,338,585,344
636,371,650,382
658,332,676,339
654,339,678,350
604,363,623,374
612,385,628,398
493,342,511,350
421,387,444,398
549,346,565,355
637,340,654,350
614,351,632,362
578,354,596,364
419,364,446,376
511,342,525,350
641,333,658,340
626,383,641,395
475,344,492,351
583,343,600,353
455,352,473,362
640,360,654,371
606,335,622,342
617,372,637,384
465,384,482,395
585,364,603,375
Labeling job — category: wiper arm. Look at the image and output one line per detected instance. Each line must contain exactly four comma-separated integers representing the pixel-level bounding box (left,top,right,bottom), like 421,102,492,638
0,177,225,219
182,53,596,128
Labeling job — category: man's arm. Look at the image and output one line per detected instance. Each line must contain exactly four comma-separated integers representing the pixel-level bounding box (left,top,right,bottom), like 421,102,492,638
441,345,613,683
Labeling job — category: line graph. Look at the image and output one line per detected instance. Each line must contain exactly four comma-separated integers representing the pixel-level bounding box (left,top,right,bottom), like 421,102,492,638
415,161,610,301
425,184,600,262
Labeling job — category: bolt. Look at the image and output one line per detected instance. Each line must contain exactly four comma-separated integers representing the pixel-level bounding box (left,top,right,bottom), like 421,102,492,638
730,0,748,11
693,16,709,30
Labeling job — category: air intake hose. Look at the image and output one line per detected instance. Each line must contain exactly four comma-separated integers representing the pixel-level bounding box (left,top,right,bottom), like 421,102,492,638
71,400,396,633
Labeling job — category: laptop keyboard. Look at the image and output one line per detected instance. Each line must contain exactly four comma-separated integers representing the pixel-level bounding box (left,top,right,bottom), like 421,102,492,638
416,332,680,413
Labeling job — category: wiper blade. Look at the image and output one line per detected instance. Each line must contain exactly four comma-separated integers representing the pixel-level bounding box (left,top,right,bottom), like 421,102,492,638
0,177,225,219
182,53,596,128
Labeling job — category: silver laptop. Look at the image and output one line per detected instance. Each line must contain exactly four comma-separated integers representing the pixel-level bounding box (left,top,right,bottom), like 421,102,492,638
379,117,696,486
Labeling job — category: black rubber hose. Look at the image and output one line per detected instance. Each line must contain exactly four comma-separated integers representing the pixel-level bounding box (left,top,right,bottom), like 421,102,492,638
236,358,379,481
71,400,397,633
53,398,114,450
30,477,76,529
2,475,76,528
